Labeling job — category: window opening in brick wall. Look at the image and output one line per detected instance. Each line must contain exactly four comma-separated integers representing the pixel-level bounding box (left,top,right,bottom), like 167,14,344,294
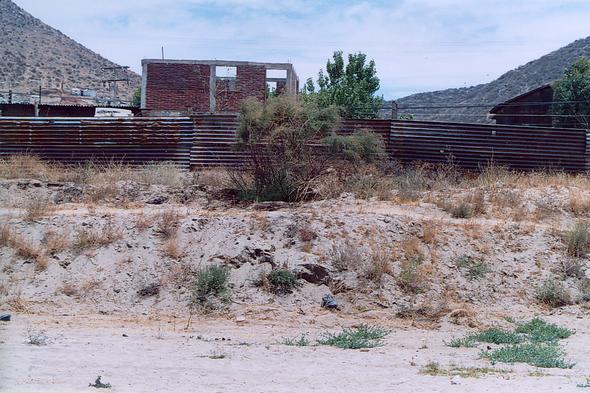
216,66,237,78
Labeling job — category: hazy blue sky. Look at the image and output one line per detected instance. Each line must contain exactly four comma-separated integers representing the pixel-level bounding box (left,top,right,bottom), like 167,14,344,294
13,0,590,98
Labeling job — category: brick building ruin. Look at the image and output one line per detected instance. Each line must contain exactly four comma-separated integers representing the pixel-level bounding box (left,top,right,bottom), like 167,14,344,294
140,59,299,115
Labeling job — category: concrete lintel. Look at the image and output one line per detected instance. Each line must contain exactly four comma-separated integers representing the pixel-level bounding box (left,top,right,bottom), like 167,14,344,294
142,59,295,70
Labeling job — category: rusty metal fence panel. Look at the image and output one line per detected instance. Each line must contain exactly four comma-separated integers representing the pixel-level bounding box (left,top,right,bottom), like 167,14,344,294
0,117,194,168
390,120,588,171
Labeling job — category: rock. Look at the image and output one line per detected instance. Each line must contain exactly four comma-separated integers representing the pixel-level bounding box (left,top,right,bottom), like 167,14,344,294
146,195,169,205
0,313,11,322
297,263,331,285
235,315,246,323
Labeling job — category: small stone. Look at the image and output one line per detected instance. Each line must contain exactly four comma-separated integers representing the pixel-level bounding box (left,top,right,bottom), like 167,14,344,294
235,315,246,323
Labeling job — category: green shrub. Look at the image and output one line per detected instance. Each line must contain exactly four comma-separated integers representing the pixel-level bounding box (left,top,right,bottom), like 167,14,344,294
535,279,572,308
446,337,476,348
471,328,523,345
322,129,384,162
267,268,299,295
455,255,489,279
398,254,427,293
317,324,389,349
515,318,573,342
565,221,590,257
191,265,231,308
482,342,574,369
448,203,473,219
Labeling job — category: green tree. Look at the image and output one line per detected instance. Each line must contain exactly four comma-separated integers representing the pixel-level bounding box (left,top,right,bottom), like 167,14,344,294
303,51,383,119
552,58,590,128
132,87,141,107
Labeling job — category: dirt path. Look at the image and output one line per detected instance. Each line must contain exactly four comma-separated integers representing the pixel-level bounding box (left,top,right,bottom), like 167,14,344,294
1,313,588,393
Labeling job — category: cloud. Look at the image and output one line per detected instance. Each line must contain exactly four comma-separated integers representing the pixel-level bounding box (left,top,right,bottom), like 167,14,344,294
12,0,590,98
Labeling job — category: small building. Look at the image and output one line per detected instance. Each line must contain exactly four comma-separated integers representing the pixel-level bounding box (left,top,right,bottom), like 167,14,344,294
489,84,554,126
140,59,299,116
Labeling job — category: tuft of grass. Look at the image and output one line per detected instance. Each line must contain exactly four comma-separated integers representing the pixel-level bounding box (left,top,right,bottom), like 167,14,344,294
317,324,389,349
565,221,590,258
191,265,231,308
420,362,511,378
267,268,299,295
536,279,572,308
282,335,310,346
42,230,69,254
515,318,573,342
73,222,123,251
155,210,182,239
330,241,363,272
398,254,427,293
22,197,55,222
455,255,489,280
446,337,476,348
482,342,574,369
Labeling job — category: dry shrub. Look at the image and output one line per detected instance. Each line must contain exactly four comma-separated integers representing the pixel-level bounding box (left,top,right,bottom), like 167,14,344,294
251,213,271,231
135,213,153,231
569,191,590,216
560,258,585,279
138,162,186,187
22,197,55,221
84,183,119,204
330,241,363,272
489,190,522,211
464,190,486,215
474,163,514,188
565,221,590,258
421,220,441,245
193,168,230,189
58,281,78,297
163,237,184,259
155,210,182,239
398,254,429,293
0,154,61,181
34,254,49,271
73,221,123,251
298,225,317,242
0,224,13,247
363,244,393,283
11,234,42,260
42,230,69,254
166,261,196,287
399,236,424,258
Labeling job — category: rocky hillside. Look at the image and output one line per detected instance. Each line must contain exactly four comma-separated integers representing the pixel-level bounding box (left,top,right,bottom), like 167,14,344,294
0,0,140,103
396,37,590,123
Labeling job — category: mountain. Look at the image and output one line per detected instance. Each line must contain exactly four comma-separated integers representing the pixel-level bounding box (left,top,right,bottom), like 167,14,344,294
0,0,140,104
396,37,590,123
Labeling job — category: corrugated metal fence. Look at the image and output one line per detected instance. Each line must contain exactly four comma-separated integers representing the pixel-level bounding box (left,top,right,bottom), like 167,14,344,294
0,115,587,172
0,117,194,168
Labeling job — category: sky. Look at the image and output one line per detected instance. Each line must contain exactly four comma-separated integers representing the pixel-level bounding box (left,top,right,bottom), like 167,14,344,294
12,0,590,99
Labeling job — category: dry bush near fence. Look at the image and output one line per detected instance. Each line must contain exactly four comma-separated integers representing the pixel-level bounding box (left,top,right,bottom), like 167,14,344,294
0,154,62,182
22,197,56,221
569,191,590,216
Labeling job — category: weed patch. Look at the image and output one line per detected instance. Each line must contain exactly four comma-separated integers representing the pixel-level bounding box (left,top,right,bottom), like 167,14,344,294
536,279,572,308
455,255,489,279
282,335,310,346
267,268,299,295
317,324,389,349
482,342,574,369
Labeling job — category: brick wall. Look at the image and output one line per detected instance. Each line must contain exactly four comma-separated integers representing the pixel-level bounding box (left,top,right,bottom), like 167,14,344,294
215,65,266,112
145,63,267,114
145,63,211,113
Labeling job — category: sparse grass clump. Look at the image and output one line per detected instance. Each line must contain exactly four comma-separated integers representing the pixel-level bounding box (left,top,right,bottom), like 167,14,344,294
398,254,427,293
73,222,123,251
447,337,476,348
482,342,573,369
420,362,510,378
317,324,389,349
455,255,489,280
447,203,473,219
363,245,393,284
565,221,590,258
330,241,363,272
191,265,231,309
471,328,523,345
282,335,310,346
267,268,299,295
42,230,69,254
536,279,572,308
155,210,182,239
22,197,55,221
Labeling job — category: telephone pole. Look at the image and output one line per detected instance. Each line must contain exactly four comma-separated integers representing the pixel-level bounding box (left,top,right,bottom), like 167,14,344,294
102,66,130,104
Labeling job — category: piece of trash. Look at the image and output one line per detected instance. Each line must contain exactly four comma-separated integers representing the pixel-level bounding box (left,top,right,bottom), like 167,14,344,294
235,315,246,323
321,294,338,309
0,314,11,322
89,376,111,389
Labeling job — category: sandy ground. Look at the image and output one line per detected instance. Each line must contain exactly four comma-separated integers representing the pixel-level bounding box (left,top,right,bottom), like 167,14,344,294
1,309,589,393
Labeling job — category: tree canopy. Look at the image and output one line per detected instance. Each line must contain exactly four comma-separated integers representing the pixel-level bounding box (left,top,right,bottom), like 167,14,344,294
303,51,383,119
552,58,590,128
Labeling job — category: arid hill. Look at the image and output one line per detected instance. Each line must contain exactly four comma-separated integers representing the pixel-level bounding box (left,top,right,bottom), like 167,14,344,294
0,0,140,104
